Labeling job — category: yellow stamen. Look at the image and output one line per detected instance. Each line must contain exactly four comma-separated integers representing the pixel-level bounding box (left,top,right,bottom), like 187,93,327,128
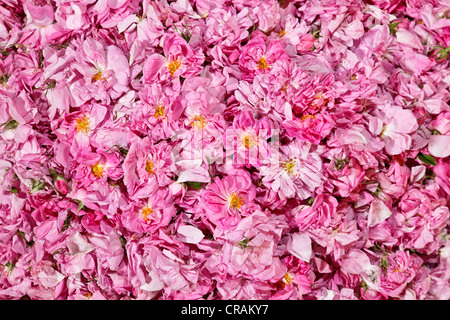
229,192,244,210
257,56,269,70
153,103,166,119
241,132,258,149
189,114,207,130
312,93,329,108
91,162,105,179
141,206,154,222
277,30,287,38
168,59,181,77
283,158,296,175
84,292,93,299
92,71,106,82
275,272,294,289
75,116,90,134
301,114,316,122
282,273,293,285
145,159,154,175
380,125,387,138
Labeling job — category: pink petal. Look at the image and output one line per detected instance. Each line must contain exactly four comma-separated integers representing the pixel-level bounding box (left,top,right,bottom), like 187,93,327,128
428,135,450,158
287,232,312,263
368,199,392,227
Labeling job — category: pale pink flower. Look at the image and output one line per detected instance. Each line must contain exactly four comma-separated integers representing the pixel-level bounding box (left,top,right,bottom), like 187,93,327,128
378,250,422,298
375,106,419,155
220,210,288,281
260,140,324,200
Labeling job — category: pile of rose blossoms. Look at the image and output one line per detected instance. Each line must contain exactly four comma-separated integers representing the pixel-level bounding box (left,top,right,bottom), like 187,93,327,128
0,0,450,300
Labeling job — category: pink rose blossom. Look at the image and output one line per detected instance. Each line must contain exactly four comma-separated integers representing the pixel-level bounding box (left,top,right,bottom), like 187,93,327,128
0,0,449,301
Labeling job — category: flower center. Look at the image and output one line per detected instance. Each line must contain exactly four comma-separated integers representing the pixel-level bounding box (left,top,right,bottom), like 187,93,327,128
168,59,181,77
275,272,294,289
277,30,287,38
190,114,207,130
75,116,90,134
141,206,154,222
282,273,293,285
301,114,316,122
283,158,296,175
92,71,107,82
229,192,244,210
241,132,258,149
145,159,154,175
153,103,166,119
84,292,93,299
311,93,328,108
91,162,105,178
257,56,269,70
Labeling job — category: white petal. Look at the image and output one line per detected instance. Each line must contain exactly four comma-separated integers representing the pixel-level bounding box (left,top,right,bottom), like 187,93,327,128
177,225,205,244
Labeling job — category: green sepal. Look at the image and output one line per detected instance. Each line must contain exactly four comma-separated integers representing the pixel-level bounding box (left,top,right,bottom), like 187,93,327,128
418,153,437,166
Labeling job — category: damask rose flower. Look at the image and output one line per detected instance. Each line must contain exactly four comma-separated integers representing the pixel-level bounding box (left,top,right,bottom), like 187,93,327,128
121,188,176,234
238,34,289,81
260,140,324,200
143,33,204,83
1,0,449,301
201,169,257,230
378,250,422,298
72,38,130,104
283,112,334,144
219,210,289,281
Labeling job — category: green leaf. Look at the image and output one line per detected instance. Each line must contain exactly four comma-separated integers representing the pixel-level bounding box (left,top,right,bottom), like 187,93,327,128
380,255,390,273
120,235,127,248
77,201,85,213
17,230,34,248
9,186,18,193
430,129,441,135
0,73,10,84
389,21,401,35
312,29,322,39
184,181,204,190
62,213,72,231
436,48,448,60
31,179,45,192
418,153,437,166
49,168,58,180
237,236,255,250
1,119,18,131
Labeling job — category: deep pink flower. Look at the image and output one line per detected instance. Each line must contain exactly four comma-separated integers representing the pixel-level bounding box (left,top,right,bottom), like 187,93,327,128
201,169,257,230
121,188,176,234
283,112,334,144
143,33,204,83
238,35,289,81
